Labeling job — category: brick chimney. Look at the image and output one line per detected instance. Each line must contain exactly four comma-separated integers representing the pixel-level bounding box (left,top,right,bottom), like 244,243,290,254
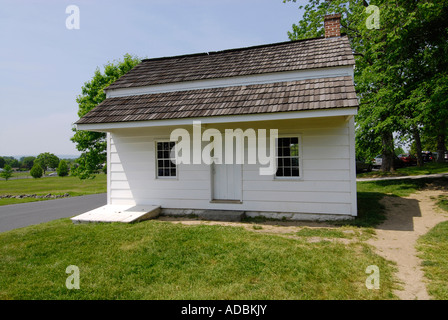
324,14,341,38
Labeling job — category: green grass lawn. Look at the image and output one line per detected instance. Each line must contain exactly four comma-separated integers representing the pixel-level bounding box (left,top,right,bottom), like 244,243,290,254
357,162,448,179
0,218,398,300
416,196,448,300
0,174,106,206
2,171,447,300
417,221,448,300
435,195,448,212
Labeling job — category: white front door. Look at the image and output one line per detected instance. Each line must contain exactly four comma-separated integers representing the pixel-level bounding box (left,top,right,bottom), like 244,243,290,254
212,162,242,201
211,139,242,201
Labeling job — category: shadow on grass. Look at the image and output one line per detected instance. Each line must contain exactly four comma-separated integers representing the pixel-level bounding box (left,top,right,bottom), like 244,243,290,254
240,192,388,229
241,192,396,229
341,191,422,231
334,191,421,231
347,177,448,230
331,192,387,228
373,196,422,231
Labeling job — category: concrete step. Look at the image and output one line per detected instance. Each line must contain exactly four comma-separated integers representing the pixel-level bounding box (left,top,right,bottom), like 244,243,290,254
198,210,246,222
71,205,160,224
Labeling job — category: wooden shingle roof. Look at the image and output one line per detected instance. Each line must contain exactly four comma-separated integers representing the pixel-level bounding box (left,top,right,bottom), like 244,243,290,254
76,36,358,125
76,76,358,124
106,36,355,90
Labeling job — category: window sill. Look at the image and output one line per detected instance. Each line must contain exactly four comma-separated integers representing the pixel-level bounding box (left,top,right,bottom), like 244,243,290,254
274,177,302,181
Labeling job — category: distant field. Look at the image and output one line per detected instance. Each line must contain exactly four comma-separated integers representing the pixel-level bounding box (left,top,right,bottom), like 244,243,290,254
0,171,33,179
0,174,106,205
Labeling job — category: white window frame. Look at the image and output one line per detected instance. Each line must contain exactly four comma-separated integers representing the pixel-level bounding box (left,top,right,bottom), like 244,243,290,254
155,140,178,179
274,135,302,180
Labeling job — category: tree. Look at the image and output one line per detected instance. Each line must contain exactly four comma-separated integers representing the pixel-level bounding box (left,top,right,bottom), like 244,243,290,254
30,163,43,178
57,160,69,177
390,1,448,166
285,0,448,171
4,157,19,168
0,157,5,168
394,147,405,156
285,0,398,171
71,53,141,179
0,165,13,181
20,156,36,170
35,152,60,175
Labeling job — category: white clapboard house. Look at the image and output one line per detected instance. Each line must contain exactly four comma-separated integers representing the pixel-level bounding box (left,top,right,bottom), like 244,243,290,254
72,14,359,223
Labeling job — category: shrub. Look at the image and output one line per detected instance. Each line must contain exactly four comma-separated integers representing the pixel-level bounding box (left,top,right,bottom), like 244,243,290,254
30,163,43,178
0,165,13,181
57,160,69,177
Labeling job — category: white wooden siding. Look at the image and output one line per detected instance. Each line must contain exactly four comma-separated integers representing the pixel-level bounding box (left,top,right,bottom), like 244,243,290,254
107,117,357,216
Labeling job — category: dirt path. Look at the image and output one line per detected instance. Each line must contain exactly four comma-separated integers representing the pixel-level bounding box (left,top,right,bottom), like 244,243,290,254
367,190,448,300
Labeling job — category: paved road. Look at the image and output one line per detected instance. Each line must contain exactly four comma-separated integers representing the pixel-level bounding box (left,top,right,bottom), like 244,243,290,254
0,193,107,233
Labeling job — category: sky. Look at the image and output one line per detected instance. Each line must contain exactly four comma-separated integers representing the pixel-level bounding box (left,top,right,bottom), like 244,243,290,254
0,0,304,159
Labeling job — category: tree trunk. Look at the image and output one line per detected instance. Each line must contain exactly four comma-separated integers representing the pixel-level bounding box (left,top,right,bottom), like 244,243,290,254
436,119,446,163
412,126,424,167
381,131,395,172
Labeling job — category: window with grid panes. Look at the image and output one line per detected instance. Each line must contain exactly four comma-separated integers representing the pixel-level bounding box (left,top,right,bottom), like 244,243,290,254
156,141,177,178
275,137,300,178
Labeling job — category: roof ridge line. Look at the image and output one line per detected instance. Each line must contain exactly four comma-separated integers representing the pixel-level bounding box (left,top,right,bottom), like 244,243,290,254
141,35,349,63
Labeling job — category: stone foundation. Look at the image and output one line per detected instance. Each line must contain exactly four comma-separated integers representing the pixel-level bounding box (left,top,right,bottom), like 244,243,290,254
160,208,354,222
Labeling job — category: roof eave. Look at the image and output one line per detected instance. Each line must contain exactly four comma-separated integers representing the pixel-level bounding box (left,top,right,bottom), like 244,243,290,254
75,107,358,133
